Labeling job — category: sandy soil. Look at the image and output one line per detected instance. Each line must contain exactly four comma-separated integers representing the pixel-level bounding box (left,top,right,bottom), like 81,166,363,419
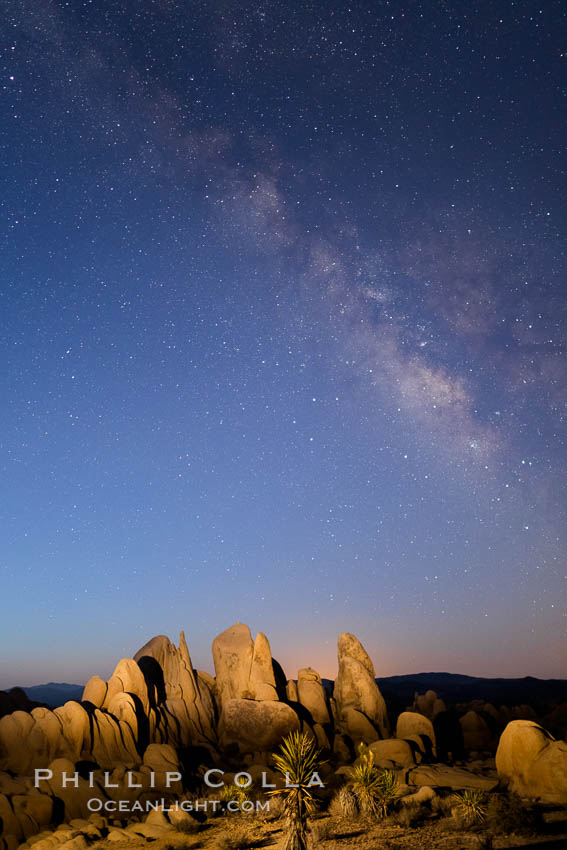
86,808,567,850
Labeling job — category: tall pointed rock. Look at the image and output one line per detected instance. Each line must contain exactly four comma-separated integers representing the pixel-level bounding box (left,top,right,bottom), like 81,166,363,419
333,632,389,742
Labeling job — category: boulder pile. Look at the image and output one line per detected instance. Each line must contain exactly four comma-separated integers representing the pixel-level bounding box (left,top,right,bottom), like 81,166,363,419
1,623,567,849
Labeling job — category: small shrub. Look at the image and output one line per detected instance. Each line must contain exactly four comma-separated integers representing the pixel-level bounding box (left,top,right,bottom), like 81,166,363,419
264,794,284,819
329,786,359,818
486,792,542,836
215,828,252,850
452,789,488,825
431,794,454,817
219,775,251,806
390,801,429,828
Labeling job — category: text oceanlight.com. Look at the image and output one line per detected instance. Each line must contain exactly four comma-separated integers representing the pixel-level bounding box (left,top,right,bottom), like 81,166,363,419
86,798,271,813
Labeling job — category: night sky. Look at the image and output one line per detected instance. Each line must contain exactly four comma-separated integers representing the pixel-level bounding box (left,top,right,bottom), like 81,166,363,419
2,0,566,688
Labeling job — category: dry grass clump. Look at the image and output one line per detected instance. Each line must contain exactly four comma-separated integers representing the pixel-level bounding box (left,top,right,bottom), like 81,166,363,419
328,786,358,818
263,793,285,819
486,792,542,836
430,793,454,817
214,827,253,850
388,800,429,828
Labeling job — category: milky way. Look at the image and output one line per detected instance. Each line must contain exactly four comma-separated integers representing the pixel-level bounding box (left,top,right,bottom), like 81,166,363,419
1,0,566,685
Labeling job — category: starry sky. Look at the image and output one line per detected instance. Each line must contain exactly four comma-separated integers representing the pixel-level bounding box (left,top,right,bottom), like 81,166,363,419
2,0,566,688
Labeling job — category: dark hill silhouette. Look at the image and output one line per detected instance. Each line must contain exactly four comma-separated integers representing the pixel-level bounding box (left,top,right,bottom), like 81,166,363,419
22,682,84,707
5,673,567,714
377,672,567,714
0,687,41,716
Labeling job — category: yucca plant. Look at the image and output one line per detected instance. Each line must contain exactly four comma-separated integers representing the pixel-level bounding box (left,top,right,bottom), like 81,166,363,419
269,731,322,850
453,788,488,825
348,751,381,817
374,769,399,818
349,753,399,819
219,774,251,806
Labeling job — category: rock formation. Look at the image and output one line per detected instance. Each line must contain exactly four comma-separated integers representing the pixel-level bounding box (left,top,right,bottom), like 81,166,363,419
249,632,280,701
0,623,397,848
0,632,216,780
0,625,393,792
406,763,498,790
133,632,216,745
212,623,279,706
368,737,418,768
0,701,138,775
333,632,389,743
412,689,446,719
3,625,566,850
219,698,300,754
396,710,437,757
286,679,299,702
459,709,494,753
496,719,567,803
297,667,330,726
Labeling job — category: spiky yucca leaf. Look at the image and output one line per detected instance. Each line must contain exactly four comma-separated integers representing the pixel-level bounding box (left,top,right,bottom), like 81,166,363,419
269,731,323,850
269,730,321,816
453,788,488,824
350,751,380,788
374,769,399,818
349,753,399,819
219,773,252,805
349,751,381,817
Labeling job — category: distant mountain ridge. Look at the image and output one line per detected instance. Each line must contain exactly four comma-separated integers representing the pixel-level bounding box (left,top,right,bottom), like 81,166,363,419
377,672,567,712
18,672,567,711
22,682,84,707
